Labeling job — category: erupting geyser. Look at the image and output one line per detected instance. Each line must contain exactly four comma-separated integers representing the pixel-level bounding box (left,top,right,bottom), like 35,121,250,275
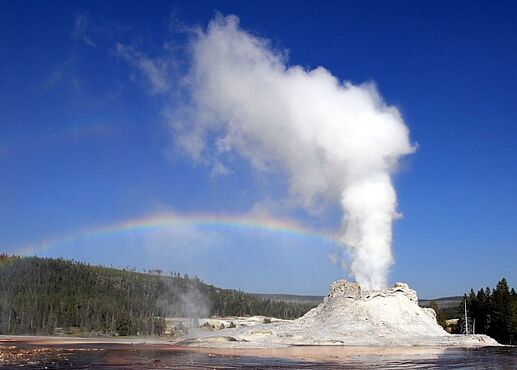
172,15,415,289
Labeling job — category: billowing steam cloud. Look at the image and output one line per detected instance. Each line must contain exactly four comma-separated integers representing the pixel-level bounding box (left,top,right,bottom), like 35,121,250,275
173,15,415,290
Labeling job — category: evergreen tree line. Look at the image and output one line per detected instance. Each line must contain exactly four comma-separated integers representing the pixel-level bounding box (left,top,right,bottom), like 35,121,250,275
0,255,316,336
454,278,517,344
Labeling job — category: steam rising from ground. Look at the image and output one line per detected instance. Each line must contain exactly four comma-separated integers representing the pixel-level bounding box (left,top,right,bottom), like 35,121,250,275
173,15,414,290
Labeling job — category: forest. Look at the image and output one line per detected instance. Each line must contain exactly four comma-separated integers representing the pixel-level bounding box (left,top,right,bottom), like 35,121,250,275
454,278,517,345
0,255,315,336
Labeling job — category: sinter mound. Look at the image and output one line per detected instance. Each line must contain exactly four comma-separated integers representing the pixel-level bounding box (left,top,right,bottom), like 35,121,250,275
184,280,498,348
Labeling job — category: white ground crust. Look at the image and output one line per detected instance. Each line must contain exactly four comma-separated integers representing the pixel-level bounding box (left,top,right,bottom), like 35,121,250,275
181,280,499,348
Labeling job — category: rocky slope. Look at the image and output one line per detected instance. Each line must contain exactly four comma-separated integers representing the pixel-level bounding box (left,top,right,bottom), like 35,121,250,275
182,280,499,348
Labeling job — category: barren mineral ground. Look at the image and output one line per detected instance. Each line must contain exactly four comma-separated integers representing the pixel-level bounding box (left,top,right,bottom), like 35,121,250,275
178,280,499,348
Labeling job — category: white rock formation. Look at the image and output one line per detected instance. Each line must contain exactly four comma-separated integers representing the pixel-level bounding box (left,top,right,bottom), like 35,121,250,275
197,316,290,330
183,280,499,348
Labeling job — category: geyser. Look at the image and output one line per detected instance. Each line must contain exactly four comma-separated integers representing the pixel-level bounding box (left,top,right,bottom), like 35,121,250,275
181,280,499,347
173,15,415,290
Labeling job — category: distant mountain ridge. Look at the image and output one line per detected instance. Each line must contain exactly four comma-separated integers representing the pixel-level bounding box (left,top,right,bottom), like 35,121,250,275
250,293,323,305
251,293,463,310
419,297,463,309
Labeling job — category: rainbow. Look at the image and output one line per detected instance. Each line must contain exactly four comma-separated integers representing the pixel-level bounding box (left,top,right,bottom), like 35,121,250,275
12,213,341,256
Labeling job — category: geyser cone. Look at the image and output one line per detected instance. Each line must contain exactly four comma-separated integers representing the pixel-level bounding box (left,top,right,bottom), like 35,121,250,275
184,280,499,348
298,280,447,338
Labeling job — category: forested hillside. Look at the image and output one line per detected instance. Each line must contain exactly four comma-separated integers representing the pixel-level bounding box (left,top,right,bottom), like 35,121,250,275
0,255,316,336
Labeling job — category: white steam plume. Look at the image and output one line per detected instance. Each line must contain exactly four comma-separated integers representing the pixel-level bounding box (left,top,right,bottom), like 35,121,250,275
173,15,415,290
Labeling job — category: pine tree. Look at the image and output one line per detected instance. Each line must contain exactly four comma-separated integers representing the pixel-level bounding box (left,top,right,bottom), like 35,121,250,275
488,278,512,343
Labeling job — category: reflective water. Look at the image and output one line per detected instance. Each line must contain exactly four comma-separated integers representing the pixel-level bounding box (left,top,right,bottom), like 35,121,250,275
333,346,516,369
1,342,515,369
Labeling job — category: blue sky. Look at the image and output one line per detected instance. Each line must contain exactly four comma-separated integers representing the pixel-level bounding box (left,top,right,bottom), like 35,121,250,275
1,0,516,297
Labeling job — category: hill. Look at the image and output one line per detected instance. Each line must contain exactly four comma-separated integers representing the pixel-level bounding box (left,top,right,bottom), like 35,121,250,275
419,297,463,309
0,255,315,336
250,293,323,305
419,297,464,320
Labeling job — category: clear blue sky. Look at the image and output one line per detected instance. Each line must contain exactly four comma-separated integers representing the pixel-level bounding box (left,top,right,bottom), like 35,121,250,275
1,0,516,298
